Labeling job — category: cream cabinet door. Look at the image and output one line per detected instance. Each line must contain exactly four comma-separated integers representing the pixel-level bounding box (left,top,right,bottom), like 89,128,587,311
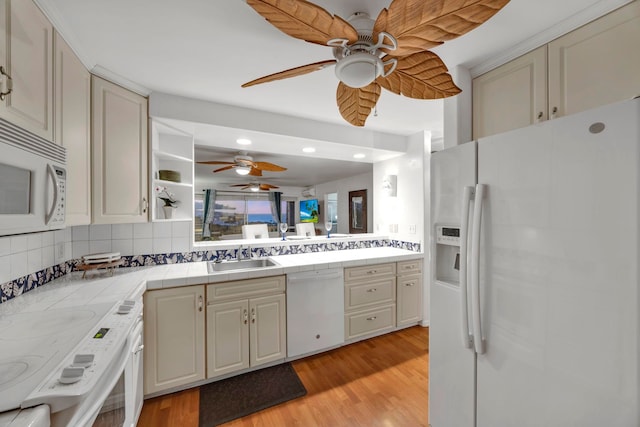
250,294,286,367
0,0,53,141
548,1,640,119
91,75,148,224
144,286,205,395
473,46,547,139
207,299,250,378
397,274,423,327
54,32,90,225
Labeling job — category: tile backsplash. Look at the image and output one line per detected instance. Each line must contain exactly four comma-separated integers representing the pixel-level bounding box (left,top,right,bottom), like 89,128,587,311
0,221,421,304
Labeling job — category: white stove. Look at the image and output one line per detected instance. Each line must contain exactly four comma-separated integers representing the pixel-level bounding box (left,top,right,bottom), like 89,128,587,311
0,292,144,427
0,303,115,413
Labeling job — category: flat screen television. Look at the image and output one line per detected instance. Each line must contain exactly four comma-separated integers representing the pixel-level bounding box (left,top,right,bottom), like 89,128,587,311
299,199,319,223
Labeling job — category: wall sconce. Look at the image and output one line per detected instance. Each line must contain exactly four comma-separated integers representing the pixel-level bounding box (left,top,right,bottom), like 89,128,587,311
382,175,397,197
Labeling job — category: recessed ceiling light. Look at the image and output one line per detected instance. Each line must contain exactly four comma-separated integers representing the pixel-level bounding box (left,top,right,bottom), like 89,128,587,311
302,147,316,153
353,153,366,159
236,138,252,145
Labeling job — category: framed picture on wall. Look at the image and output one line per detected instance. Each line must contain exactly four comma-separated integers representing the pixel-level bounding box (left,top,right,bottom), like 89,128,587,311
349,189,367,234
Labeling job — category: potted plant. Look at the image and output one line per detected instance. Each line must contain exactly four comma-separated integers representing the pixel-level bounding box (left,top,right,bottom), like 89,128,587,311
155,186,179,219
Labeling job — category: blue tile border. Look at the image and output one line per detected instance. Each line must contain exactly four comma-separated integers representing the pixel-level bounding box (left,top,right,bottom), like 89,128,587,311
0,238,421,304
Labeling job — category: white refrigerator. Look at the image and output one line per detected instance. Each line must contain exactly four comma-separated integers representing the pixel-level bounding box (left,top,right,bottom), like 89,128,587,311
429,98,639,427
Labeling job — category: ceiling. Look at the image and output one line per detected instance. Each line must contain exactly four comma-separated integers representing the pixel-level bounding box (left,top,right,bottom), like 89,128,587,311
38,0,627,191
38,0,624,137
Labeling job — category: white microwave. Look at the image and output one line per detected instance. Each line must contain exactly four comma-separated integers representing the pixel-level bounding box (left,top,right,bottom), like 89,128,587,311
0,118,66,236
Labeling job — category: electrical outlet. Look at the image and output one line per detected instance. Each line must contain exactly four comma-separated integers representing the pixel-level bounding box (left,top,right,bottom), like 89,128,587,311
409,224,417,234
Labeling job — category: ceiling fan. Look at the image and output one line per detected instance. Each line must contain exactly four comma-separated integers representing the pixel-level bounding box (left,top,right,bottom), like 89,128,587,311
242,0,510,127
231,182,280,192
197,151,287,176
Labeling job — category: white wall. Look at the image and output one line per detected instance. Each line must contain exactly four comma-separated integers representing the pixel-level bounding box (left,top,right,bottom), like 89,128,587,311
373,132,427,245
314,172,373,234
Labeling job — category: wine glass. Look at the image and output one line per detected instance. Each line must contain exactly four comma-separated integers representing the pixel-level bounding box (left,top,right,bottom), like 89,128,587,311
279,222,288,240
324,220,332,238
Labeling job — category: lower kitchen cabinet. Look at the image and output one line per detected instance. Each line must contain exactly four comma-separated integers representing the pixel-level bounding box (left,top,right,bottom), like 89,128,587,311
397,260,423,327
143,285,205,395
206,276,286,379
344,263,397,340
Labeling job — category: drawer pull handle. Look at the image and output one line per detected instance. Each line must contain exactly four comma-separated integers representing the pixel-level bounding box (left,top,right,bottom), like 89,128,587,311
251,308,256,324
367,270,377,274
367,288,377,292
366,316,377,321
243,309,248,325
0,66,13,100
405,282,415,287
198,295,203,312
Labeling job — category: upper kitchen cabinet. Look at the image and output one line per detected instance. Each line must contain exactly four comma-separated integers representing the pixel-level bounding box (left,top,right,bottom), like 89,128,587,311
548,1,640,118
473,1,640,139
473,46,547,139
150,121,194,222
55,32,90,225
0,0,53,141
92,75,149,224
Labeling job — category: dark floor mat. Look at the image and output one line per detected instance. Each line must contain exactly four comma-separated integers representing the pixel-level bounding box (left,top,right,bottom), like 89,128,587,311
198,363,307,426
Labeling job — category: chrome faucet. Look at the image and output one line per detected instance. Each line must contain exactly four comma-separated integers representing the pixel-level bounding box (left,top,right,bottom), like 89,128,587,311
237,244,251,261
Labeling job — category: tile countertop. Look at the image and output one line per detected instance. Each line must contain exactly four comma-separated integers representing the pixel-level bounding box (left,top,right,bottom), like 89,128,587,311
0,247,423,317
145,247,424,290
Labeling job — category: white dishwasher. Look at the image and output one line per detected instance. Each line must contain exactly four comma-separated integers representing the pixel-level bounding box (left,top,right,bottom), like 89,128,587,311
286,268,344,358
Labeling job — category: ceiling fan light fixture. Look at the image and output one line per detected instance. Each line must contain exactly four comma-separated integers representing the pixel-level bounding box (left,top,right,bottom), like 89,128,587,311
335,52,383,88
235,165,251,175
236,138,252,145
250,183,260,192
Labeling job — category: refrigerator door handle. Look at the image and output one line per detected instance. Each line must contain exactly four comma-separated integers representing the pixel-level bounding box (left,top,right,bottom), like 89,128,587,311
459,186,473,349
471,183,486,354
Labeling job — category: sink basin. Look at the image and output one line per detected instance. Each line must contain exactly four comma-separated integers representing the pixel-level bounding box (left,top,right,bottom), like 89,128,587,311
207,258,278,273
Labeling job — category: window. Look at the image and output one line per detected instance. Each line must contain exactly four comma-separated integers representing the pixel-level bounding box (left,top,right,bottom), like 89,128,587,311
195,192,294,241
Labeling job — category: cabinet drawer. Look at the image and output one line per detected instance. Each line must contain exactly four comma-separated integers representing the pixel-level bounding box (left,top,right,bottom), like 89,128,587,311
344,263,396,282
345,305,396,340
207,275,285,302
345,277,395,311
397,259,423,276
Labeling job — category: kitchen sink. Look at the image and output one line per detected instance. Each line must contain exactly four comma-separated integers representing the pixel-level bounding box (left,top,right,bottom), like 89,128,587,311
207,258,278,273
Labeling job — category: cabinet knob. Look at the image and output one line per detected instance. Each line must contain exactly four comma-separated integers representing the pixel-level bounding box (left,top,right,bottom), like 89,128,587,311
0,66,13,101
551,106,558,119
536,111,544,122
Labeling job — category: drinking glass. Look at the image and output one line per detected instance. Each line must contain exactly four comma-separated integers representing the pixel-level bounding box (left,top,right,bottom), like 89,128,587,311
324,221,332,238
279,222,288,240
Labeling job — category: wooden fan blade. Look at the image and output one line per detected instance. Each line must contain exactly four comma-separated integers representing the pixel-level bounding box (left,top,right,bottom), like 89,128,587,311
246,0,358,46
374,0,510,56
197,160,234,165
377,51,461,99
230,184,248,187
253,161,287,172
259,184,280,190
249,167,263,177
213,165,235,173
336,82,381,127
242,60,336,88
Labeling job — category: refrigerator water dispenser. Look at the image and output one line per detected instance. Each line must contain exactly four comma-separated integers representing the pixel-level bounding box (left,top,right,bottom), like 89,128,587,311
435,225,461,284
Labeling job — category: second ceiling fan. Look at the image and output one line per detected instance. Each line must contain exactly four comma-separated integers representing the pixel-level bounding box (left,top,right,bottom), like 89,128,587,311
242,0,510,127
197,151,287,176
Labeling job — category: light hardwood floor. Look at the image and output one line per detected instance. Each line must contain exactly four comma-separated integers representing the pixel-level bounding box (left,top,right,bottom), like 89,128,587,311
138,326,429,426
